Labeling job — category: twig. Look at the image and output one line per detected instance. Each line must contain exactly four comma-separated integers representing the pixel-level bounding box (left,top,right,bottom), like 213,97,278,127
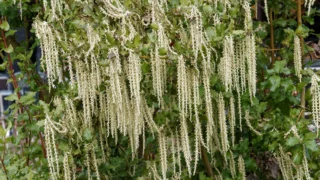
0,157,8,180
201,146,214,177
269,9,275,67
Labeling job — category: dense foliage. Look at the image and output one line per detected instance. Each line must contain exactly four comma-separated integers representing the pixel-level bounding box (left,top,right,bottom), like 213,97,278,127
1,0,320,179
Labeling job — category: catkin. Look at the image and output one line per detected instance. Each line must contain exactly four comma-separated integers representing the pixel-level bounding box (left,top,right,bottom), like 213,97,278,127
305,0,316,15
311,74,320,135
159,132,167,180
294,35,302,82
238,156,246,180
218,93,229,161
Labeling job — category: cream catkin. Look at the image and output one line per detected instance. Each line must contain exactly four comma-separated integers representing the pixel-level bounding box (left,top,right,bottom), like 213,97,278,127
85,144,92,180
218,36,234,92
245,110,262,136
175,130,182,176
63,153,71,180
171,134,176,176
192,70,205,174
311,74,320,135
229,151,236,179
229,96,236,147
238,155,246,180
159,132,167,180
177,55,192,176
264,0,270,23
243,2,257,103
34,20,61,91
151,46,166,105
186,6,203,62
303,146,311,180
44,113,67,180
218,93,229,161
305,0,316,16
294,35,302,82
276,145,294,180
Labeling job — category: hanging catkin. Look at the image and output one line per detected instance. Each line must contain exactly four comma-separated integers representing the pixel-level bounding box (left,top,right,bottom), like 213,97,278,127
218,93,229,161
191,70,205,174
151,46,166,104
159,132,167,180
245,110,262,136
303,146,311,180
128,52,142,114
229,151,236,179
264,0,270,23
229,96,236,147
238,156,246,180
276,145,294,180
63,153,71,180
218,36,234,92
311,74,320,135
305,0,316,16
186,6,203,61
294,35,302,82
171,133,176,175
243,2,257,103
202,55,215,150
34,20,61,91
44,113,67,180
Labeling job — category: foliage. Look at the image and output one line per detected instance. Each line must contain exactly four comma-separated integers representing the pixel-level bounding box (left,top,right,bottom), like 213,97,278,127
0,0,320,180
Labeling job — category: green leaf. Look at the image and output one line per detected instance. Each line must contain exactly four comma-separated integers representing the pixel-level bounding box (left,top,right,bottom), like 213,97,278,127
150,23,159,30
199,171,211,180
27,171,34,180
292,151,303,165
180,0,190,6
245,157,257,171
5,121,12,134
202,5,213,15
0,126,5,137
305,140,318,152
98,60,109,67
257,102,267,113
133,35,140,47
5,94,18,101
141,61,150,73
0,21,9,31
5,29,16,37
36,120,45,127
273,60,286,73
19,91,36,105
309,162,318,170
285,137,300,147
274,18,287,27
3,44,13,53
232,30,245,36
303,132,316,141
83,128,92,141
0,61,7,71
269,75,281,92
158,47,167,56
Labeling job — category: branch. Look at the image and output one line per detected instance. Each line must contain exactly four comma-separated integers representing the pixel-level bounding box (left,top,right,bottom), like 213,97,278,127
201,146,214,177
0,157,8,180
269,9,275,67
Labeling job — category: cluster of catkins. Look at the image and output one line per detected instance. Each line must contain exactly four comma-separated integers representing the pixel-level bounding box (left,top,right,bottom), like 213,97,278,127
33,0,315,179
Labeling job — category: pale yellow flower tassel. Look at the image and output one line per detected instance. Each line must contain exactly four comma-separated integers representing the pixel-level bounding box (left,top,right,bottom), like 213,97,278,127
294,35,302,82
311,74,320,135
238,156,246,180
218,93,229,161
